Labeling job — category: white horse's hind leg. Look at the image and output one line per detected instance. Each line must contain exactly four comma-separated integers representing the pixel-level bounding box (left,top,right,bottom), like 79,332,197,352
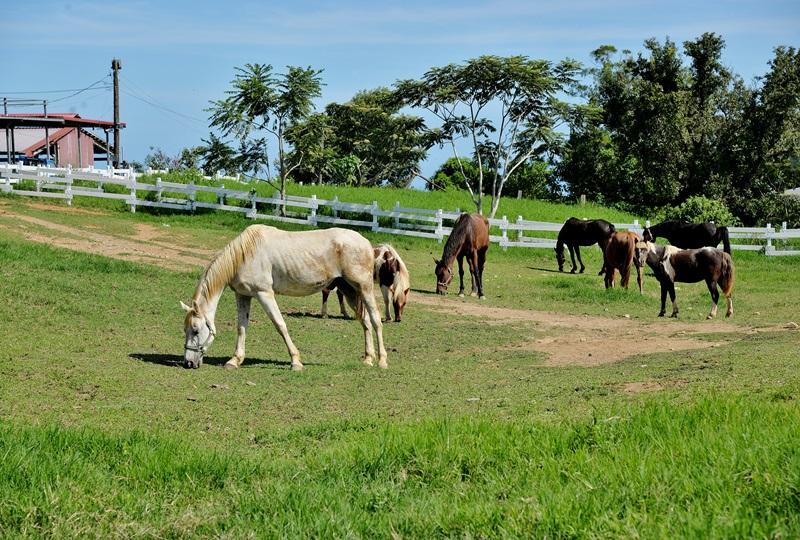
359,302,376,367
255,291,303,371
225,294,252,369
381,285,392,321
361,292,388,369
726,295,733,317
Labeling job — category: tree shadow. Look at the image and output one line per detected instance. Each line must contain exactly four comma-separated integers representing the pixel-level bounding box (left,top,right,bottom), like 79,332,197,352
129,353,316,368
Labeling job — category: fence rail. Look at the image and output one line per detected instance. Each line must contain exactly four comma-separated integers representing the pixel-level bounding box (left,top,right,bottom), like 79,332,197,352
1,163,798,256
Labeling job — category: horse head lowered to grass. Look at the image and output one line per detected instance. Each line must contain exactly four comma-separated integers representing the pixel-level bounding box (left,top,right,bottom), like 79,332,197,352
182,225,387,370
642,220,731,254
434,213,489,298
555,217,616,274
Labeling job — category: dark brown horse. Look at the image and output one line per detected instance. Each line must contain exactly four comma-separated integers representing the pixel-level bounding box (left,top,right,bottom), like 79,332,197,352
434,213,490,298
635,242,735,319
555,218,616,274
603,231,643,293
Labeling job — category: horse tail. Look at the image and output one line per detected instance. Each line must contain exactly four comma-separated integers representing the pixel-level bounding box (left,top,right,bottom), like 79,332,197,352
719,252,735,297
717,226,731,254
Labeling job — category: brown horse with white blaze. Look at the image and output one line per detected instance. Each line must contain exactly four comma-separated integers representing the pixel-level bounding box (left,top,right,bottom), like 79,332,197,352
603,231,643,293
434,213,490,298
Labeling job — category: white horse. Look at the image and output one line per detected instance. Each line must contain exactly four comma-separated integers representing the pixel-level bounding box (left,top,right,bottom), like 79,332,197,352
181,225,387,370
321,244,411,322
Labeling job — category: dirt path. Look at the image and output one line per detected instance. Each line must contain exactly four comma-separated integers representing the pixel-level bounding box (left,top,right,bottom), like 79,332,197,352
0,206,210,271
411,294,737,366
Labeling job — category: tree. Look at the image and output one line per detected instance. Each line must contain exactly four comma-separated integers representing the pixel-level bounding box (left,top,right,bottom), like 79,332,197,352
208,64,323,211
394,55,581,218
287,88,438,187
144,147,179,170
198,133,238,176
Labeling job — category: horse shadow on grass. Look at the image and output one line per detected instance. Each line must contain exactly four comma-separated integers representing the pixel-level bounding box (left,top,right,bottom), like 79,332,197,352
527,266,563,274
129,353,317,369
284,310,351,320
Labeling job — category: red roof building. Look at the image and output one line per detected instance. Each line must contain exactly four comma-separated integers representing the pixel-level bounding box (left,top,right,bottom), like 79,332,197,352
0,113,125,167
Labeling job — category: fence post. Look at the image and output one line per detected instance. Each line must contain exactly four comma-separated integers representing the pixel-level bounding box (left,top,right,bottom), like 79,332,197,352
332,195,339,219
65,175,73,206
218,185,225,206
766,223,773,255
393,201,400,229
501,215,509,251
517,215,524,241
128,170,136,213
309,194,318,227
371,201,379,232
632,219,640,234
272,190,281,216
435,209,443,243
248,190,257,219
156,177,162,202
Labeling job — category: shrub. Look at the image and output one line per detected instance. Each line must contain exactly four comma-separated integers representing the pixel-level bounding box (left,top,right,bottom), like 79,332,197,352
661,196,737,225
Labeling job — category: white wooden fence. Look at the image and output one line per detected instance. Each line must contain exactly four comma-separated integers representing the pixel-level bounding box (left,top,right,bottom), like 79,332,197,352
1,163,798,256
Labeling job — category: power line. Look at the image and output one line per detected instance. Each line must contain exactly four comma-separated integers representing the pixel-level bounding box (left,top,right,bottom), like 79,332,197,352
121,87,207,125
48,76,111,104
0,86,112,95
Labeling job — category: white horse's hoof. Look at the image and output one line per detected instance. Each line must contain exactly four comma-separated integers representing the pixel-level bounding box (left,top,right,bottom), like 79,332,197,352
378,360,388,369
291,363,304,372
479,295,486,300
363,357,374,367
458,293,465,298
470,291,478,297
224,361,239,370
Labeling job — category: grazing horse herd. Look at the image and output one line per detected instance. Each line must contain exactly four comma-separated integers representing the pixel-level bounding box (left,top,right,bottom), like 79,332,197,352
181,213,735,370
558,217,735,320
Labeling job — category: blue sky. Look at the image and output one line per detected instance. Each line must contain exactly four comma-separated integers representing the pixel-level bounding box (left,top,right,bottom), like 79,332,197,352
2,0,798,177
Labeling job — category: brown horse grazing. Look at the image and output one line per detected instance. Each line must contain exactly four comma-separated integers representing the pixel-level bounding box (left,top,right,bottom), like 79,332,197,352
635,242,735,319
434,213,490,298
603,231,643,293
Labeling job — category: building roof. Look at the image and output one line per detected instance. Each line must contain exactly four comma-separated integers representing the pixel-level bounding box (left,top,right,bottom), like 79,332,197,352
0,127,114,155
0,112,125,129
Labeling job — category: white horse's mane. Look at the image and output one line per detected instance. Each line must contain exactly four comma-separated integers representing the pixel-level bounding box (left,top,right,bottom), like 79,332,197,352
192,226,265,310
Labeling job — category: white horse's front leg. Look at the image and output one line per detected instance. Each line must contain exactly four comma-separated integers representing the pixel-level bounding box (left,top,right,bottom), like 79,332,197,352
362,292,387,369
225,294,251,369
255,291,303,371
381,285,392,321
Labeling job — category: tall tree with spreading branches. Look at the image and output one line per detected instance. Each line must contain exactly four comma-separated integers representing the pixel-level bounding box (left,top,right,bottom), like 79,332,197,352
208,64,323,212
394,55,581,217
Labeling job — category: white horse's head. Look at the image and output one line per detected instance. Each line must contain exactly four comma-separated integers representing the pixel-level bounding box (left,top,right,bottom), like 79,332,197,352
180,300,216,369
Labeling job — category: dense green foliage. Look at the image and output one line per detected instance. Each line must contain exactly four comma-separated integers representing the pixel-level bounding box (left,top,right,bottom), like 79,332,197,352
660,196,738,226
287,88,438,187
559,35,800,224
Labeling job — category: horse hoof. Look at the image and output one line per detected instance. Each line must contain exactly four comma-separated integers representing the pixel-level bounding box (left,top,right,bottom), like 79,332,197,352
579,269,585,274
658,312,665,317
479,295,486,300
378,359,388,369
570,269,577,274
363,357,374,367
224,361,239,370
706,314,715,320
670,313,679,318
469,292,478,297
321,314,328,319
726,311,733,318
458,293,465,298
291,363,304,372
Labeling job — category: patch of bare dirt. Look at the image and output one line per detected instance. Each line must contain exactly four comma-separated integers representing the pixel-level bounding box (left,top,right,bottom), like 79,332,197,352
621,381,664,393
413,294,733,367
0,209,208,271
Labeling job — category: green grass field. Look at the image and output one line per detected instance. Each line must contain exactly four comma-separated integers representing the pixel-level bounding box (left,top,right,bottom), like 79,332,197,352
1,193,799,538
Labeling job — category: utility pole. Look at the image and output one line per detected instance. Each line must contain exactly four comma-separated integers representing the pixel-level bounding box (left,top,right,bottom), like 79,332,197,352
112,58,121,167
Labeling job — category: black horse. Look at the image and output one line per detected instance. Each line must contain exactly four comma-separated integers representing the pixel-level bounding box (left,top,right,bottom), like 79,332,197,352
555,217,616,274
642,220,731,254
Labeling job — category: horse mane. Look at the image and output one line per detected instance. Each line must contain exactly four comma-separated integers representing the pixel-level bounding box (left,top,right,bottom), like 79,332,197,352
192,225,265,310
442,214,473,265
